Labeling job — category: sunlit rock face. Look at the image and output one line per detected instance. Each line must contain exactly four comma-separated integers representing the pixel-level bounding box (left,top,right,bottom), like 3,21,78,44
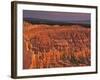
23,21,91,69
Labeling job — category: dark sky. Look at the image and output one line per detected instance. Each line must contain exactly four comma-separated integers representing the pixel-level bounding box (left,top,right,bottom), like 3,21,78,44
23,10,90,21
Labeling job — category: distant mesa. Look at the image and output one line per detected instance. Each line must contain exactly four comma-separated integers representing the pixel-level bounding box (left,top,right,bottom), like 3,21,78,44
23,17,90,28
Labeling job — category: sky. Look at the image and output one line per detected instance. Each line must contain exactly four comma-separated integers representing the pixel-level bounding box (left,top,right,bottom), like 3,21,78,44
23,10,90,22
